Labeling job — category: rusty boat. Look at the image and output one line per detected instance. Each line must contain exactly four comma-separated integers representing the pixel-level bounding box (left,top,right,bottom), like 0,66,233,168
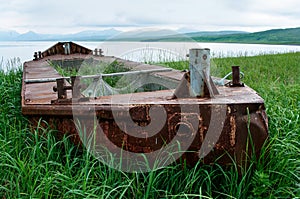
21,42,268,171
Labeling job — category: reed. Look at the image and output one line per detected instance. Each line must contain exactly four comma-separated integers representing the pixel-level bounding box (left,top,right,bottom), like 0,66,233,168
0,52,299,198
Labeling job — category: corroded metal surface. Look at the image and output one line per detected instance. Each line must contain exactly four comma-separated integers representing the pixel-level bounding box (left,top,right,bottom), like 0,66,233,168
41,42,92,58
22,44,269,168
25,103,268,166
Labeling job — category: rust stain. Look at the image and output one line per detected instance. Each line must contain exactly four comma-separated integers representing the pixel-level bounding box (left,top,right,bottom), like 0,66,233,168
229,116,236,147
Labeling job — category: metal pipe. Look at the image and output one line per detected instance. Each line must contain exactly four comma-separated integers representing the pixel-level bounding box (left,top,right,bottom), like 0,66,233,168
230,66,244,87
189,48,210,97
25,68,172,83
56,78,67,99
232,66,240,85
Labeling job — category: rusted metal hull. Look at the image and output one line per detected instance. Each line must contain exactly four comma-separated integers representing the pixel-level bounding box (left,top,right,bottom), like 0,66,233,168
22,43,268,168
26,102,268,166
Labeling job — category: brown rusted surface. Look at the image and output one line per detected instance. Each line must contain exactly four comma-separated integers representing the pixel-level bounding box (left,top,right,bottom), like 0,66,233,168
172,71,219,99
230,66,244,87
40,42,92,58
25,103,268,167
22,44,269,168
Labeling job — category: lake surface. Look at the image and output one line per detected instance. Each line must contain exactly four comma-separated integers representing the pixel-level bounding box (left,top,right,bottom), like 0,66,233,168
0,41,300,68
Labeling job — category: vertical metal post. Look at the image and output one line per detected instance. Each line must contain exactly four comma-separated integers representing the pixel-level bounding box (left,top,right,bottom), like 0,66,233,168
230,66,244,87
56,78,67,99
64,42,71,55
232,66,240,85
34,52,38,61
38,51,42,59
94,48,98,56
99,49,104,56
189,48,210,97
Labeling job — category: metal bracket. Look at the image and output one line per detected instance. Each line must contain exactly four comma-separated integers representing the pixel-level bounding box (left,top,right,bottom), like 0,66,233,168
52,76,89,104
53,78,72,99
172,49,219,99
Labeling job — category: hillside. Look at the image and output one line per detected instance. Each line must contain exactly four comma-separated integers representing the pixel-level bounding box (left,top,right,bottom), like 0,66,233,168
143,27,300,45
189,27,300,45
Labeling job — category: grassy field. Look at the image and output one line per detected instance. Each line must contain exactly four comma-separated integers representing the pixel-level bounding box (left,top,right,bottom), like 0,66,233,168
0,52,299,198
144,27,300,45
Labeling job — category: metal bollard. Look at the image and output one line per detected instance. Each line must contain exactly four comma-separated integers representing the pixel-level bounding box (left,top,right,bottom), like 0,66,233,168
33,52,38,61
38,51,42,59
230,66,244,87
189,48,211,97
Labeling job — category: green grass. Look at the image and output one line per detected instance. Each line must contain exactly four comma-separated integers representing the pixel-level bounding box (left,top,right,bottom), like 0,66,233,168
213,53,300,198
190,27,300,45
50,59,130,87
145,27,300,45
0,52,299,198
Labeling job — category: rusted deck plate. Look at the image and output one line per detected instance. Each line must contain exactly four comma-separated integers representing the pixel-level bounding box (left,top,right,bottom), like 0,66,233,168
22,54,185,106
22,54,264,116
22,54,264,113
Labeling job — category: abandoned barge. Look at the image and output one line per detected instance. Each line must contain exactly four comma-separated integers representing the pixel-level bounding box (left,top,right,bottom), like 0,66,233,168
21,42,268,171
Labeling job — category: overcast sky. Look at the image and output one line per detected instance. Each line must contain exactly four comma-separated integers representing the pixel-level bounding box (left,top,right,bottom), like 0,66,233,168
0,0,300,34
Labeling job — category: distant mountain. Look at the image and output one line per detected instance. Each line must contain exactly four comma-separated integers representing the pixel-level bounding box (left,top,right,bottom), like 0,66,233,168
16,31,44,41
186,30,248,37
136,30,249,42
139,27,300,45
190,27,300,45
109,29,177,41
0,29,122,41
0,27,299,45
0,30,20,40
109,29,249,42
64,28,122,41
176,27,200,33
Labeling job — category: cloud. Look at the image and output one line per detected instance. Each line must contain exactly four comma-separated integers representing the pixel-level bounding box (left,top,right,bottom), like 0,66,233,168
0,0,299,33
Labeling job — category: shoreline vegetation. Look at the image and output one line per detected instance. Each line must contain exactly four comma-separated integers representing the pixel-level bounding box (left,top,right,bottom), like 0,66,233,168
0,52,299,198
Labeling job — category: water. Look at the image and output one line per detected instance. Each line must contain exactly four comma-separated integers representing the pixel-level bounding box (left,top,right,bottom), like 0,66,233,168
0,41,299,67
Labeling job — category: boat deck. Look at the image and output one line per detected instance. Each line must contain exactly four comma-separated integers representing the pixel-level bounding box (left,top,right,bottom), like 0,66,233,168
22,54,264,116
21,44,268,168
